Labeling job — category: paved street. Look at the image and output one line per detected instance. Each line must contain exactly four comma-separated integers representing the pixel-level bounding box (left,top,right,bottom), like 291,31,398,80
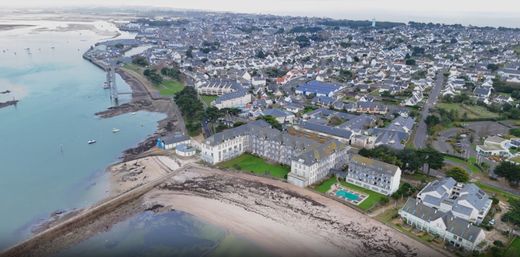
413,71,445,149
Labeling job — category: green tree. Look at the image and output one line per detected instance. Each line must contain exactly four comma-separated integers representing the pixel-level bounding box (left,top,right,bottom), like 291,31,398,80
494,162,520,186
502,198,520,227
132,56,148,67
446,167,470,182
257,115,282,130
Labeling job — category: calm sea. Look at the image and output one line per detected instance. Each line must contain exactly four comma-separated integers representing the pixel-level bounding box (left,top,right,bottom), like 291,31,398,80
0,20,166,249
0,20,269,257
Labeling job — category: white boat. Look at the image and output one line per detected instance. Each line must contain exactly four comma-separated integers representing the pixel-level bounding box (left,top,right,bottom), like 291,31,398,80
131,112,136,115
112,128,120,133
87,140,96,144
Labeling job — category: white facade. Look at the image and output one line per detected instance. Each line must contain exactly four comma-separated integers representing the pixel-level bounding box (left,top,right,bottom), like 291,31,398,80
346,155,401,196
399,198,486,251
287,146,350,187
213,93,252,109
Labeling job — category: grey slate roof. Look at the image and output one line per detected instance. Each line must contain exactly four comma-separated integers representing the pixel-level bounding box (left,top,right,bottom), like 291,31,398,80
299,121,353,140
350,154,400,176
401,198,484,243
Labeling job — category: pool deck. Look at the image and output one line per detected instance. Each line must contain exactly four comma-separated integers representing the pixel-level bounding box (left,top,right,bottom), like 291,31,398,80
329,184,368,206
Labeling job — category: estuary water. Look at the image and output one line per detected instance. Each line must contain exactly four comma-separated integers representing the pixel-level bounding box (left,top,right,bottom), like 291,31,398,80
0,20,166,249
0,19,269,257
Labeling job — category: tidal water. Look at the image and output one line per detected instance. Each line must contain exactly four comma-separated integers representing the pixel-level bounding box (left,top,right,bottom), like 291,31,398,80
0,20,165,249
0,19,269,257
55,211,271,257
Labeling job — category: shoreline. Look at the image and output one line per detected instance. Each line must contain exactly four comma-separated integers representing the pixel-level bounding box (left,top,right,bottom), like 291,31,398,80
1,162,447,257
83,54,183,161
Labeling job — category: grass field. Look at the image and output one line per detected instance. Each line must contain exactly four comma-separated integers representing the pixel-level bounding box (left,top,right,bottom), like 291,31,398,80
201,95,218,106
157,80,184,96
511,156,520,164
444,156,481,173
437,103,500,120
505,237,520,257
314,177,386,211
475,182,519,201
218,153,290,179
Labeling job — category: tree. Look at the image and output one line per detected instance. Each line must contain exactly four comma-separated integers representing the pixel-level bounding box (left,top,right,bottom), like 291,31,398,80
494,162,520,186
391,183,417,199
257,115,282,130
425,115,440,134
502,198,520,227
405,59,416,66
487,63,499,72
143,69,163,85
132,56,148,67
419,148,444,174
446,167,470,182
510,128,520,137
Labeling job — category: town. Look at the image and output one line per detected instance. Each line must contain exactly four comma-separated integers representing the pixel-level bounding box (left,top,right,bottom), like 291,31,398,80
80,10,520,257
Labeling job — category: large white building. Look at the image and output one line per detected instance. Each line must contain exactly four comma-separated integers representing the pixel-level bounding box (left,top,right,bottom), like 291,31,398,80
417,177,492,225
200,120,350,186
346,155,401,196
288,141,350,187
212,89,252,109
399,198,486,251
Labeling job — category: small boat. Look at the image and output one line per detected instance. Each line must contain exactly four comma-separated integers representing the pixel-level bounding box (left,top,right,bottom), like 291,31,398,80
87,140,96,144
131,112,136,115
112,128,120,133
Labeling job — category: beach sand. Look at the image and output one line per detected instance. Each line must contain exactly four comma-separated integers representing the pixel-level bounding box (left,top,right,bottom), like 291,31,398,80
144,165,447,257
108,155,180,195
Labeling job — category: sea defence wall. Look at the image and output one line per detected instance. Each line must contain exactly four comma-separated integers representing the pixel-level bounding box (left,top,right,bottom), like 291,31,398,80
1,162,183,257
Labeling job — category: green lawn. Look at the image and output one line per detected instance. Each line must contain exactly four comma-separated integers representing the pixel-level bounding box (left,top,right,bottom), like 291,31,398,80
157,80,184,96
444,156,481,173
475,182,519,201
505,237,520,257
437,103,500,120
315,177,337,193
218,154,290,179
123,63,142,73
511,156,520,164
313,177,386,211
201,95,218,106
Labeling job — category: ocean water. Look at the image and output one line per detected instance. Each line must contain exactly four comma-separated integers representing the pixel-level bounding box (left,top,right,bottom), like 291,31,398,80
55,211,271,257
0,21,165,249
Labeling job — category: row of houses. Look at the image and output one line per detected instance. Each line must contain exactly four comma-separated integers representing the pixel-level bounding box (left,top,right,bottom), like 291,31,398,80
399,177,493,251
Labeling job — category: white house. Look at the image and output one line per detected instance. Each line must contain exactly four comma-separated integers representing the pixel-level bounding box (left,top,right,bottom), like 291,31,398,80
399,198,486,251
346,155,401,196
417,177,492,225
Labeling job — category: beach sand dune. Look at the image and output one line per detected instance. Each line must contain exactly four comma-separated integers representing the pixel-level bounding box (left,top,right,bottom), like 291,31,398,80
146,166,447,257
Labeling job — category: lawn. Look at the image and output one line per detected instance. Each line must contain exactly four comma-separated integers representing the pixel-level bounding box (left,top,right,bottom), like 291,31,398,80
437,103,500,120
475,182,519,201
444,156,481,173
511,156,520,164
218,153,290,179
157,80,184,96
505,237,520,257
313,177,386,211
315,177,337,193
201,95,218,106
123,63,142,73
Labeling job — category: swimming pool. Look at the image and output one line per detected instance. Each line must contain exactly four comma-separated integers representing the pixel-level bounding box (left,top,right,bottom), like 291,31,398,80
335,189,361,201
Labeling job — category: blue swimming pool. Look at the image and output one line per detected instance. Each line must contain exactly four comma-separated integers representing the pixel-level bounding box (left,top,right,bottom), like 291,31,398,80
335,189,360,201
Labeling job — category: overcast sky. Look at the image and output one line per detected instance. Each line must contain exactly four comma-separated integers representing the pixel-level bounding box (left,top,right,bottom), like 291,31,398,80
3,0,520,27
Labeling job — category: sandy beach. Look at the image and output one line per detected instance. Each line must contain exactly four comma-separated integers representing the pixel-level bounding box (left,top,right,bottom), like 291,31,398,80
145,165,446,257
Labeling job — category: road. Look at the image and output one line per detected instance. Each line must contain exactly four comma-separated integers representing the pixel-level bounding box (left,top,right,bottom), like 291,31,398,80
413,71,446,149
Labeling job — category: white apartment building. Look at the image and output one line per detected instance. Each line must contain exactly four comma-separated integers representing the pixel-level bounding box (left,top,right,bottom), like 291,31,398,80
399,198,486,251
346,155,401,196
213,90,252,109
288,141,350,187
417,177,492,225
200,120,350,187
